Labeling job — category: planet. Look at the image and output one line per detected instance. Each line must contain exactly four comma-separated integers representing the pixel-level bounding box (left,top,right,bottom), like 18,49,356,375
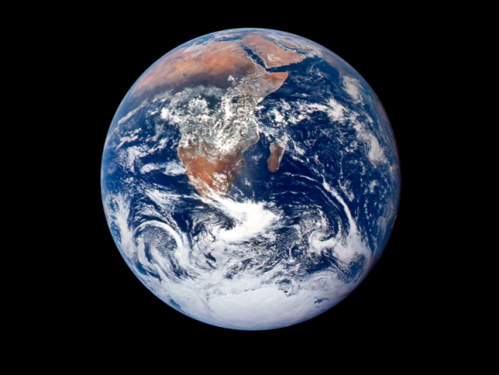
101,28,401,330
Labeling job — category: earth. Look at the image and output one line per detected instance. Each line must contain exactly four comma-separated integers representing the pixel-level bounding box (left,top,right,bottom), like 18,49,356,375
101,28,401,330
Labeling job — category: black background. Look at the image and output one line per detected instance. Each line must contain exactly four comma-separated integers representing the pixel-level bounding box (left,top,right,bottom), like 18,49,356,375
54,8,447,356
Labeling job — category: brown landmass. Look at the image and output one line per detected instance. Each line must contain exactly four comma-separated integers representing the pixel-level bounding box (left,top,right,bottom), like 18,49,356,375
131,41,254,96
178,144,245,197
267,141,285,172
178,69,288,197
131,34,301,197
272,36,350,76
131,33,302,97
273,38,301,51
240,34,305,68
243,70,288,101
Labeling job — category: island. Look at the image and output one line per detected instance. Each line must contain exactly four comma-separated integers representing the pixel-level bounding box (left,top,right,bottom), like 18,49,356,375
267,141,286,173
